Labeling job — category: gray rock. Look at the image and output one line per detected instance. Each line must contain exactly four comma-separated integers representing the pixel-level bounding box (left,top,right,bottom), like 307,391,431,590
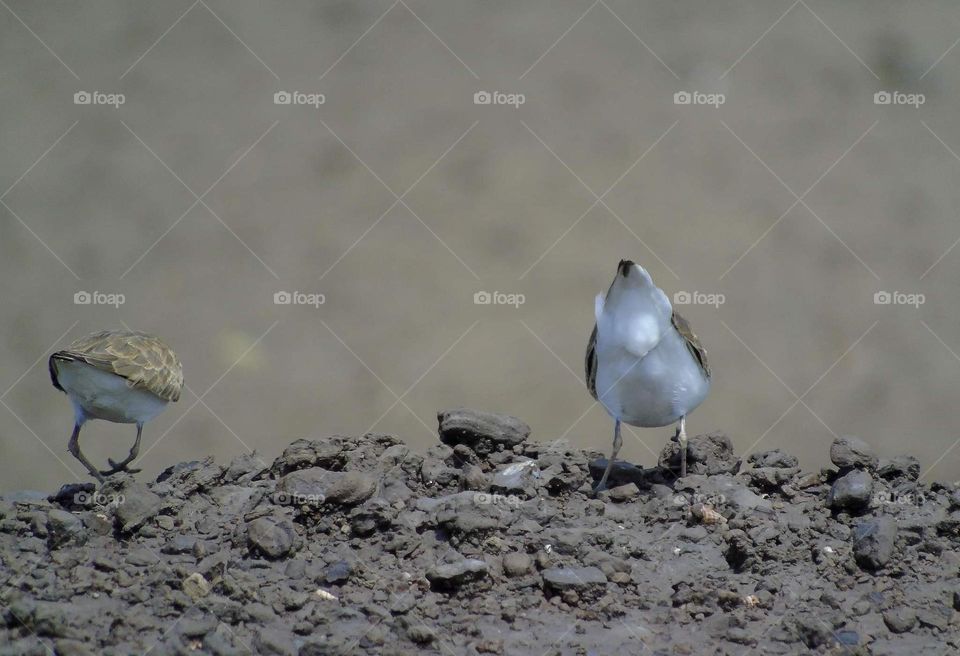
828,470,873,513
438,408,531,453
853,517,898,569
45,510,85,547
876,455,920,481
324,560,353,584
502,552,532,577
541,566,607,593
748,449,799,469
916,606,950,631
883,607,916,633
113,482,163,532
275,468,374,506
247,517,299,559
659,432,740,476
608,483,640,502
253,628,297,656
324,471,377,505
490,459,539,495
830,436,878,471
426,558,489,590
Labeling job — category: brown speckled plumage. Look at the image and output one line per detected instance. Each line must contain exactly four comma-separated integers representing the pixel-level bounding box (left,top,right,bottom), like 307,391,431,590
49,330,183,402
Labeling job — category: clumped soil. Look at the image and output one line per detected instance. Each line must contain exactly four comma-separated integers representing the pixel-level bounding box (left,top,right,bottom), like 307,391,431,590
1,408,958,655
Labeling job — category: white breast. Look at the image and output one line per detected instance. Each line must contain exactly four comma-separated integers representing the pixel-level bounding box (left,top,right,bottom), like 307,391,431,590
56,360,169,425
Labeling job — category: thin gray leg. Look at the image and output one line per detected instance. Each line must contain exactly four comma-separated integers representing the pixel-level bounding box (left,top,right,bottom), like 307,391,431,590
67,423,104,484
596,418,622,492
103,422,143,475
678,416,688,478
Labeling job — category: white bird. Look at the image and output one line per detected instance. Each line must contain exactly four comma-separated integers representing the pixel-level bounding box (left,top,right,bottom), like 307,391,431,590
585,260,711,489
49,330,183,483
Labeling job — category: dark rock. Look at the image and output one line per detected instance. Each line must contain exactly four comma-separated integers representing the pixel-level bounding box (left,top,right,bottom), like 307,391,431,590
883,607,916,633
438,408,531,453
748,449,798,469
853,517,898,569
876,455,920,481
247,517,299,559
828,469,873,513
275,468,375,506
659,432,740,476
830,436,878,471
426,559,489,590
324,560,353,585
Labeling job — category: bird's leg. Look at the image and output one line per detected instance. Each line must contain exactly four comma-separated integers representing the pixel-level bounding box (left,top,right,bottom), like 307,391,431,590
67,423,105,485
102,422,143,475
678,416,688,478
595,418,622,492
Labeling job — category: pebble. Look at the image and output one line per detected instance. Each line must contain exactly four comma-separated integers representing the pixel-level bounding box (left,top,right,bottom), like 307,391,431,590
502,552,532,577
247,517,299,559
883,607,916,633
438,408,531,453
426,559,489,590
541,566,607,593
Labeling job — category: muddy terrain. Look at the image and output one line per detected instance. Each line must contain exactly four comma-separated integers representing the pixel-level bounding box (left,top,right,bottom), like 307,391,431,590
1,408,958,654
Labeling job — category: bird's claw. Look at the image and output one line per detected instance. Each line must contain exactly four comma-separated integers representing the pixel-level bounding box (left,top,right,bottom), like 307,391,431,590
100,459,142,476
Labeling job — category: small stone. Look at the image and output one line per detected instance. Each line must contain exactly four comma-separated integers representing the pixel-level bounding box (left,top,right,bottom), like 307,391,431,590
460,465,489,491
658,432,740,476
830,436,878,471
607,483,639,502
502,552,532,577
916,606,950,631
883,607,916,633
853,517,898,570
324,471,376,505
407,625,435,644
438,408,531,453
183,572,211,600
254,628,297,656
827,470,873,513
541,566,607,593
426,559,488,590
323,560,352,584
490,460,538,495
247,517,299,559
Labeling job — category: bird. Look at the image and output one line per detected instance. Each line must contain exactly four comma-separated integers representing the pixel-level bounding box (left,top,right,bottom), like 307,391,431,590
585,260,711,489
49,329,183,484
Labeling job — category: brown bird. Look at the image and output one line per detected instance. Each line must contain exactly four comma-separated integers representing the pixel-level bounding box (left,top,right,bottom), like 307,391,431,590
49,330,183,483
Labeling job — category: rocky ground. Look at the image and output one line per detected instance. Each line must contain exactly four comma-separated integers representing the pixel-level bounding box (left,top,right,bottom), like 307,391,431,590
1,408,958,655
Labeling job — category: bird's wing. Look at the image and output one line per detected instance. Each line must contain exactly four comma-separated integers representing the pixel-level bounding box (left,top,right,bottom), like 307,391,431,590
584,323,598,400
672,310,711,379
599,261,673,359
50,330,183,402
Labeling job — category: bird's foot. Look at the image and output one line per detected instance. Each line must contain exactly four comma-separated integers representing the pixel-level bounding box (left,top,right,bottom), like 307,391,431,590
100,458,142,476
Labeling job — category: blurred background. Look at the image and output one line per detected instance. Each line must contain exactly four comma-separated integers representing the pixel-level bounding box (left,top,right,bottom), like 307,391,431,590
2,0,959,491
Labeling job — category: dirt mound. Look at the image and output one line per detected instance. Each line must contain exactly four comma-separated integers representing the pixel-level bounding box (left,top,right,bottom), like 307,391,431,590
1,409,958,655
